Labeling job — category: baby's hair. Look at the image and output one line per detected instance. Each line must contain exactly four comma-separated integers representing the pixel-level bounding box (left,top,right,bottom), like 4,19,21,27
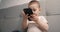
28,0,40,8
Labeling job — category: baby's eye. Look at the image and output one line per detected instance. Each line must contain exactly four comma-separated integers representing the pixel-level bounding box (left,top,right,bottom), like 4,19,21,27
33,9,36,11
32,8,36,11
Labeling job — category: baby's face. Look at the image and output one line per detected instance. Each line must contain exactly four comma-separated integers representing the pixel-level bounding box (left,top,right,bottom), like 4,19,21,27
28,3,40,15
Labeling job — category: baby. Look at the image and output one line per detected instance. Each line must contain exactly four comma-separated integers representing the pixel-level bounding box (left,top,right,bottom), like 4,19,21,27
22,0,48,32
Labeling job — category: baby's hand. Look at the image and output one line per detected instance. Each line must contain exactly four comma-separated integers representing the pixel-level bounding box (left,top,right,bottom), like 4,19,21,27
21,11,29,19
29,14,39,21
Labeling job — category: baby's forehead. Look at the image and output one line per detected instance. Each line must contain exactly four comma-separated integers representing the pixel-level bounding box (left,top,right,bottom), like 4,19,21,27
28,2,40,7
30,2,38,5
29,3,39,7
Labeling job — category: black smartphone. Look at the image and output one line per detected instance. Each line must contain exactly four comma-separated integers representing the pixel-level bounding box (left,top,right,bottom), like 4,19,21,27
23,8,33,21
23,8,33,16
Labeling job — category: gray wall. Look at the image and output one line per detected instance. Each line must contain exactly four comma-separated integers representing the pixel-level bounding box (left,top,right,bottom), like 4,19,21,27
0,4,28,32
0,0,31,9
47,15,60,32
0,0,60,32
46,0,60,32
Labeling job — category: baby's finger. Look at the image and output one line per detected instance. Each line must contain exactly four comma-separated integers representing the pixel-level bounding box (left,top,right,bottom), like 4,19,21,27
29,18,33,20
30,14,36,17
28,16,30,18
26,14,29,16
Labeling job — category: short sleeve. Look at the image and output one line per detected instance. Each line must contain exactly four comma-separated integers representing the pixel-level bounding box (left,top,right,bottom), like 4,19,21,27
40,16,48,23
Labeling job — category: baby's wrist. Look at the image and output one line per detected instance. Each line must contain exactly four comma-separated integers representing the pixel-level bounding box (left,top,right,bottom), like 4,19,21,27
23,17,28,19
34,17,40,23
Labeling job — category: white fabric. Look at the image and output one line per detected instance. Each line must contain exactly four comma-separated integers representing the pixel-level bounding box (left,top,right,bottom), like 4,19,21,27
27,16,48,32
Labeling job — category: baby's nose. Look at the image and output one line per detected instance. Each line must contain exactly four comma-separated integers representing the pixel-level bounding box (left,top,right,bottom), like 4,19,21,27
32,12,36,15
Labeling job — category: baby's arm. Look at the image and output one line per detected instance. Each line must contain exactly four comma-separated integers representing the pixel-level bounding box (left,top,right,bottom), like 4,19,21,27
21,11,28,32
22,17,28,30
35,16,48,32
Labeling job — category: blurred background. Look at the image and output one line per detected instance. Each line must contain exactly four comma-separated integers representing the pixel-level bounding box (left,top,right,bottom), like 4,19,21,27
0,0,60,32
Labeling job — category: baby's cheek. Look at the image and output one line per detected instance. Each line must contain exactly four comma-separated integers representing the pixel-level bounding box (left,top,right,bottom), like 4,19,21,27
34,11,39,14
